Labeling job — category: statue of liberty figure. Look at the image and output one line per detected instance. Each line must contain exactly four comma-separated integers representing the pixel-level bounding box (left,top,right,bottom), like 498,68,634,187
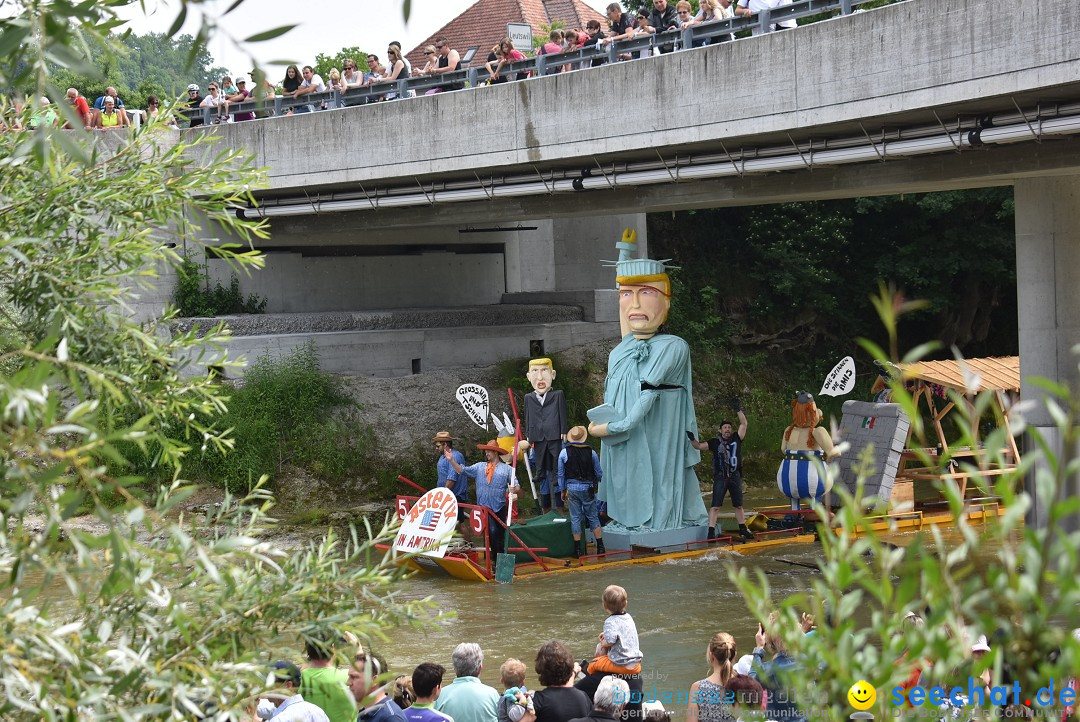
587,230,709,532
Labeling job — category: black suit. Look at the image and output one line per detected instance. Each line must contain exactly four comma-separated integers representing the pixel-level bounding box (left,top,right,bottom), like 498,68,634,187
525,389,567,487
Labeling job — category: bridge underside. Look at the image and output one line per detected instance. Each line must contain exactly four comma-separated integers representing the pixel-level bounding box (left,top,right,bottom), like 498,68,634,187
276,137,1080,231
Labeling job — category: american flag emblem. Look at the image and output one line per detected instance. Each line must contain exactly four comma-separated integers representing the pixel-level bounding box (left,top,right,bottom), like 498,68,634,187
419,510,442,531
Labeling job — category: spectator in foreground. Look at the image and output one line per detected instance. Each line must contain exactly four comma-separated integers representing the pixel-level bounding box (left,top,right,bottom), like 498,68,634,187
351,651,407,722
403,663,450,722
750,615,805,722
724,675,765,722
392,676,415,711
734,0,796,35
532,641,592,722
687,633,738,722
498,658,532,722
568,676,629,722
424,36,463,94
64,87,91,129
585,585,642,677
435,642,500,722
259,660,331,722
300,639,356,722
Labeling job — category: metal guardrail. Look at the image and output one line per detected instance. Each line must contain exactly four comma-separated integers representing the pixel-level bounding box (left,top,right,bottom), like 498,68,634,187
180,0,881,125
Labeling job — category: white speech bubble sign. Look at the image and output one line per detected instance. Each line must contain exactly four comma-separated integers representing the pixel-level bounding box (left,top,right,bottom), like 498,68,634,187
819,356,856,397
456,384,490,429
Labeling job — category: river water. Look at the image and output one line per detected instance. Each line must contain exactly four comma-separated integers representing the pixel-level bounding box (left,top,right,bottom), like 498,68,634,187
380,487,833,705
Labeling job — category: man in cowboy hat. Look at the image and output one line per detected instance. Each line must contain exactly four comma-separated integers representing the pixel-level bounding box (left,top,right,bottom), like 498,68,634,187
558,426,605,558
444,441,518,557
433,431,469,537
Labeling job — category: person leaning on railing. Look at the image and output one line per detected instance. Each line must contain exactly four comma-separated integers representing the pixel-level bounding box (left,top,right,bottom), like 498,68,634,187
384,46,408,100
423,36,463,94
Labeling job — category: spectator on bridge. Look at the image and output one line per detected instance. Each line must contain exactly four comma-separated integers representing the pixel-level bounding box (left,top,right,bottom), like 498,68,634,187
389,42,413,77
93,95,128,130
282,64,303,97
735,0,796,35
649,0,680,52
93,86,124,111
63,88,91,129
199,81,228,123
229,77,255,121
586,20,607,67
342,59,363,92
384,47,408,99
696,0,736,42
185,83,204,127
221,75,239,98
538,29,565,75
631,12,653,57
289,65,326,114
363,55,386,103
424,37,463,95
414,46,439,77
485,45,507,85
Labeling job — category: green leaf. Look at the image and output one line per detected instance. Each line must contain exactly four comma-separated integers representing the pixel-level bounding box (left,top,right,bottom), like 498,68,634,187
166,5,187,37
244,25,297,43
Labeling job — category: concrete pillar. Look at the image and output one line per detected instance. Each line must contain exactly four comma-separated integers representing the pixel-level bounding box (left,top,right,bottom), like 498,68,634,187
1013,176,1080,531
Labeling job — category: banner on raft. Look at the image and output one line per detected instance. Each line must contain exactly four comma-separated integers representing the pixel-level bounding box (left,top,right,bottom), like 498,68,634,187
393,488,459,558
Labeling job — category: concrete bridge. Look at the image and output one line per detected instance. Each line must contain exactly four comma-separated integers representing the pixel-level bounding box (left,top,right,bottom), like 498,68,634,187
183,0,1080,524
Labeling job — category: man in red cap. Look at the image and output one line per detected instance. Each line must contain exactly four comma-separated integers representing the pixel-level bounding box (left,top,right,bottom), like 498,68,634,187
445,441,518,557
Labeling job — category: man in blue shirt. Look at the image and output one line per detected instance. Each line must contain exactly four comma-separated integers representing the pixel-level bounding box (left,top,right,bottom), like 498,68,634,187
433,431,469,536
445,441,518,557
558,426,605,558
93,86,124,111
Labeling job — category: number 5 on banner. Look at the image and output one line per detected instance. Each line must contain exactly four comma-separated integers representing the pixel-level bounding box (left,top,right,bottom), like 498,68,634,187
396,498,409,520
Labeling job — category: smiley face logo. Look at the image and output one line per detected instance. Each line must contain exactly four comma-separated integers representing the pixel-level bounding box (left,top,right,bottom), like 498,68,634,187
847,680,876,710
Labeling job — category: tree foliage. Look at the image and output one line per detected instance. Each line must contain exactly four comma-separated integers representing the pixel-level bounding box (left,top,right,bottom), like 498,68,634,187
0,1,425,718
313,46,371,83
651,188,1017,362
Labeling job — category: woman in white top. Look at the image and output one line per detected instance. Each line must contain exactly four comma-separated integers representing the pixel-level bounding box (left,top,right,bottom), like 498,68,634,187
199,81,228,123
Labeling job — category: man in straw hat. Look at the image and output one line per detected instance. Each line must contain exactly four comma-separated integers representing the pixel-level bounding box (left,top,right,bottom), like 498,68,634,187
444,441,519,557
587,229,708,532
558,426,605,558
433,431,469,537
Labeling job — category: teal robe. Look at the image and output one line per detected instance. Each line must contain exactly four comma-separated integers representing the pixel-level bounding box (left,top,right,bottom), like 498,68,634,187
597,333,709,529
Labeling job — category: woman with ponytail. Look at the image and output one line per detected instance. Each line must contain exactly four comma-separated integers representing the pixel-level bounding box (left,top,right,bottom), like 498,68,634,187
687,632,738,722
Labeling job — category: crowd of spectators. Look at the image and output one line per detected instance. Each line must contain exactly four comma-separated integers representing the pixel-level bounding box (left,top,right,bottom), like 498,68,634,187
0,0,804,132
243,602,1080,722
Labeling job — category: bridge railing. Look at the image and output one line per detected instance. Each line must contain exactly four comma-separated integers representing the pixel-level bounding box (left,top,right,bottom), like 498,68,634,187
179,0,883,125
